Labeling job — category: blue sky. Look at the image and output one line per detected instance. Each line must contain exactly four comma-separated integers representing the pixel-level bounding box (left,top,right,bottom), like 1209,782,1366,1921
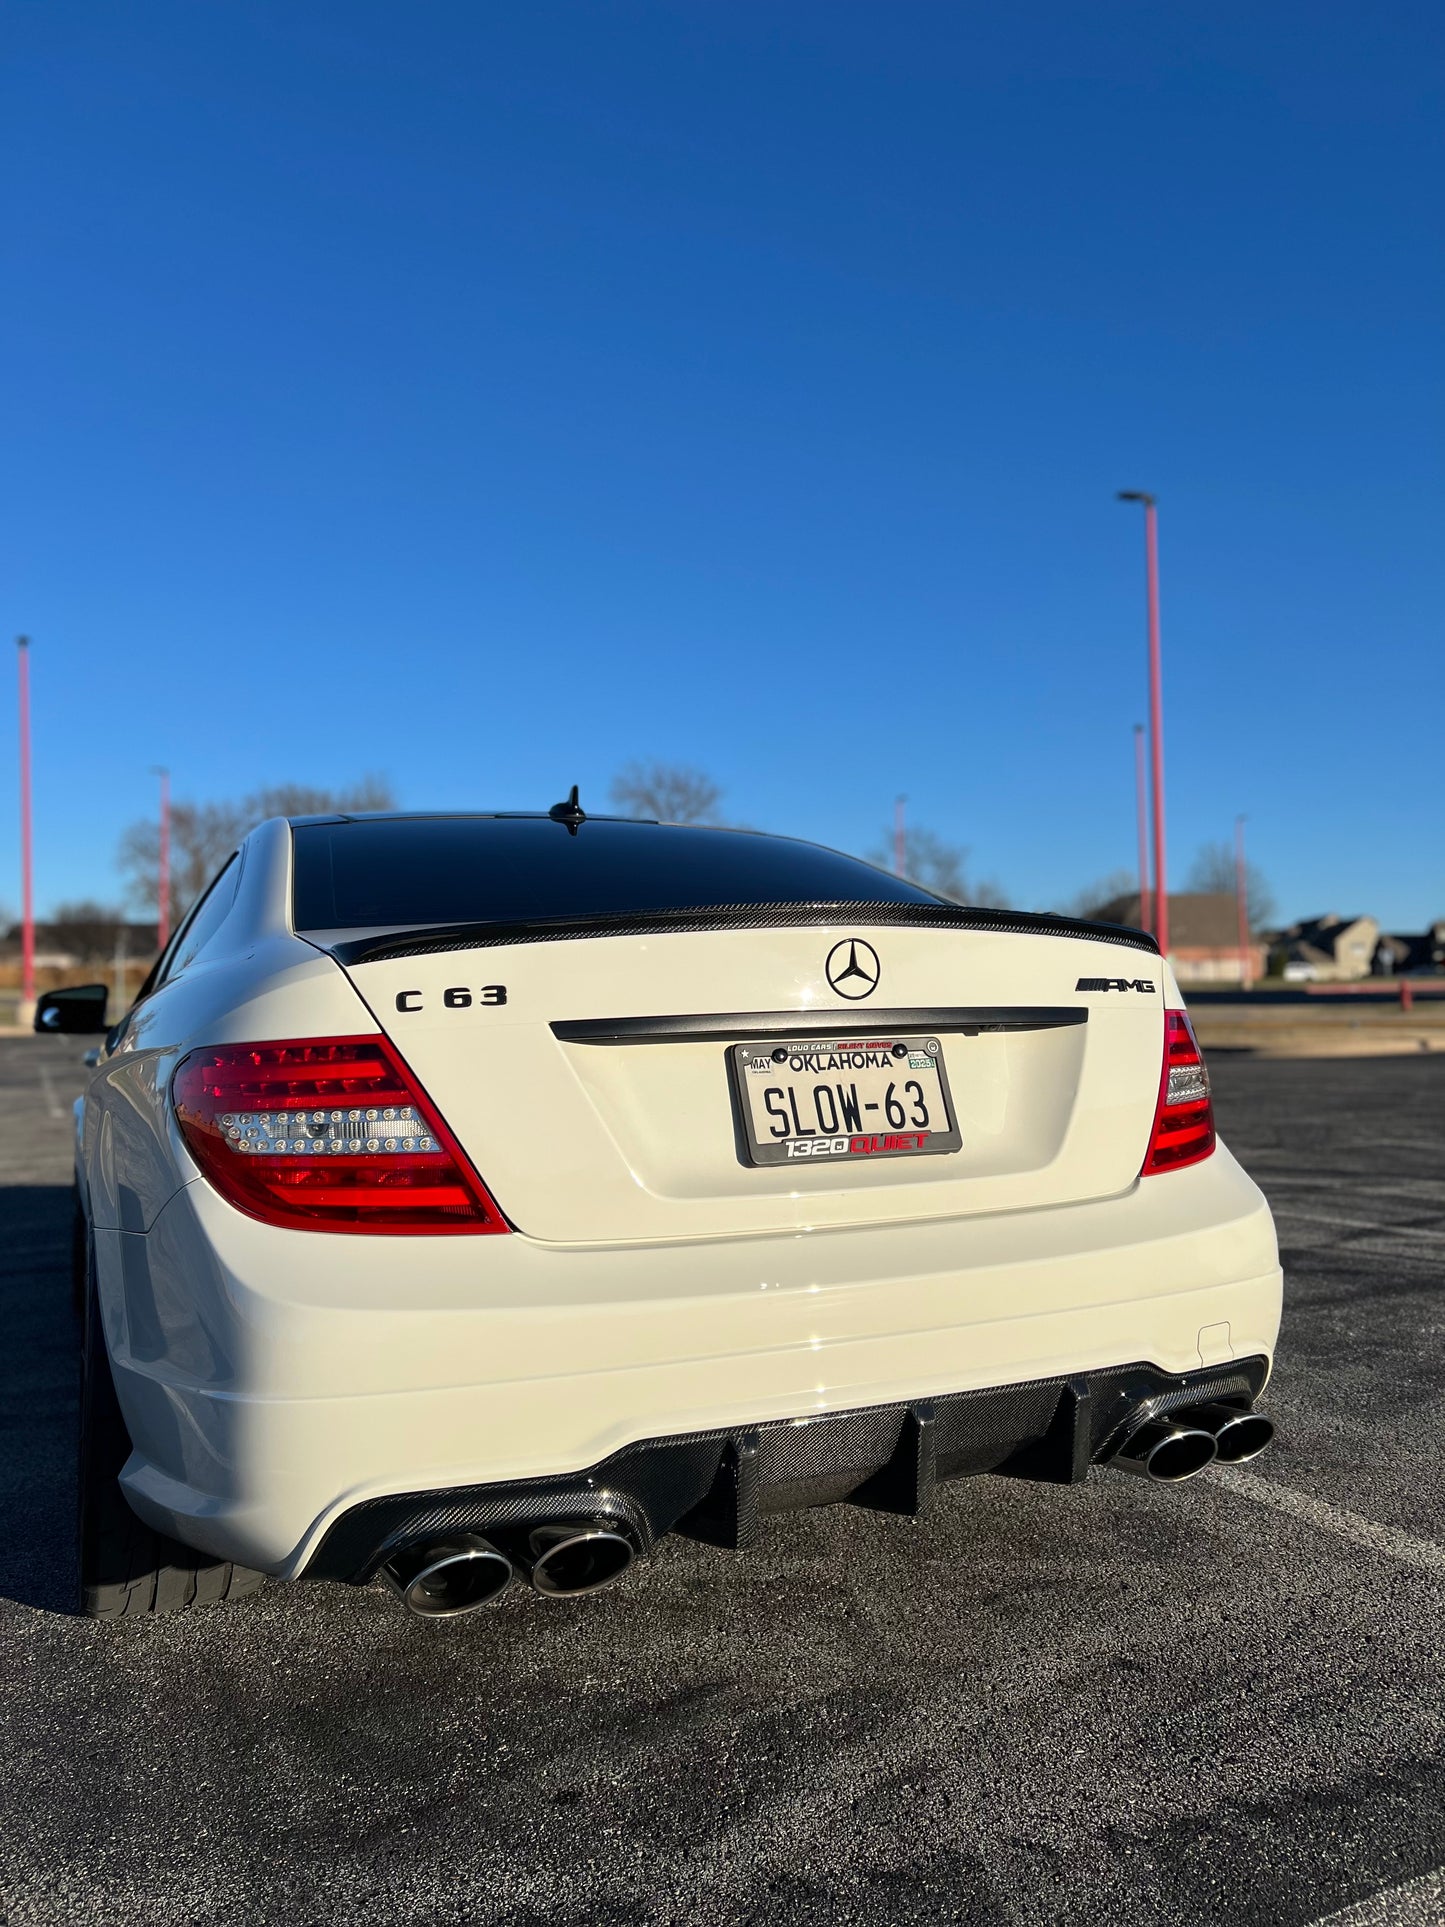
3,1,1441,927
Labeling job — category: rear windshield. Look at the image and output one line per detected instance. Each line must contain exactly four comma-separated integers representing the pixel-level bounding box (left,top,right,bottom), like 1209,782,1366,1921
291,817,941,932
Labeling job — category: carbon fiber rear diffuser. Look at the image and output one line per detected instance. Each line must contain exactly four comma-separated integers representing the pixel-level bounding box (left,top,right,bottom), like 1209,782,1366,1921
305,1356,1268,1584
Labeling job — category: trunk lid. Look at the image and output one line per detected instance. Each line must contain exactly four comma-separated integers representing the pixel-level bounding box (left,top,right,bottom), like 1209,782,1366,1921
328,921,1163,1244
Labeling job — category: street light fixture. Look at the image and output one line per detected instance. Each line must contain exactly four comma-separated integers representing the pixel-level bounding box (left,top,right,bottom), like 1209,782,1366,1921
1117,491,1168,957
1133,723,1151,936
16,638,35,1014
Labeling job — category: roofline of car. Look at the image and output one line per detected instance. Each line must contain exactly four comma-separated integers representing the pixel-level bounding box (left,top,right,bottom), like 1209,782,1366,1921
267,816,1159,963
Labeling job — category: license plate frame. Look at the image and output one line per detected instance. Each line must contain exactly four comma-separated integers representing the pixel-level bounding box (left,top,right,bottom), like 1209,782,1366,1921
728,1032,963,1168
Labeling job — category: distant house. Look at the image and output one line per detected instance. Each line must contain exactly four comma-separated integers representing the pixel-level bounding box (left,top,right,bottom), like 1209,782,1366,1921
1268,913,1379,983
1,935,78,970
1092,892,1265,986
1372,920,1445,977
1,919,159,970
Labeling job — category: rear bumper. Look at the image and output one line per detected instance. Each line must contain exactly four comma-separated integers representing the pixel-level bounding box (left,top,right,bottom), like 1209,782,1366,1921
97,1141,1282,1575
305,1355,1271,1584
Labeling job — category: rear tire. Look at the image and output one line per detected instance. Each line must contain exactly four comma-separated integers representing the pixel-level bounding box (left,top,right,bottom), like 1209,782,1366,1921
77,1255,266,1619
70,1187,87,1325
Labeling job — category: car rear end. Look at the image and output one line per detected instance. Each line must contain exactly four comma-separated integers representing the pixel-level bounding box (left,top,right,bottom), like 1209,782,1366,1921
100,812,1281,1613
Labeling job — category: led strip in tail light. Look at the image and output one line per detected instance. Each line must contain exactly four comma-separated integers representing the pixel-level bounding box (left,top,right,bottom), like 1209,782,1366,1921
172,1037,509,1233
1141,1008,1216,1175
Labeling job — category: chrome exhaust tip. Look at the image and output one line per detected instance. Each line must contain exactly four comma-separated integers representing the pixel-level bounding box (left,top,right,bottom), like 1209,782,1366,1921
521,1522,635,1598
1174,1400,1276,1465
380,1534,514,1617
1111,1417,1218,1483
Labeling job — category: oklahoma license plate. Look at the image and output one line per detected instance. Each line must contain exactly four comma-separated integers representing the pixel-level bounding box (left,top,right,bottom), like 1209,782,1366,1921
730,1035,963,1167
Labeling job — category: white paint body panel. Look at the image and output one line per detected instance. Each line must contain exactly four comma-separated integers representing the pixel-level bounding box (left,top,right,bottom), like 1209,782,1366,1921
343,928,1161,1241
79,816,1283,1578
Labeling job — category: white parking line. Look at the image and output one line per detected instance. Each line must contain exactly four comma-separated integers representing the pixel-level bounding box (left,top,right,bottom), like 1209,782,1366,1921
1311,1867,1445,1925
1262,1178,1445,1201
1213,1467,1445,1576
36,1065,63,1121
1271,1207,1445,1241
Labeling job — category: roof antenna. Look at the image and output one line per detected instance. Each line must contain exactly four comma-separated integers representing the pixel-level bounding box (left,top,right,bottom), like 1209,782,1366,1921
548,784,587,834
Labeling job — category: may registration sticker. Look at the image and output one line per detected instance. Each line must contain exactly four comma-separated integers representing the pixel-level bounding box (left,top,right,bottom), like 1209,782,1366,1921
730,1036,963,1167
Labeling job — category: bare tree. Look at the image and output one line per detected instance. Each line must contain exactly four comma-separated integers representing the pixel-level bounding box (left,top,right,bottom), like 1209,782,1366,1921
1186,841,1276,932
49,900,131,964
117,804,236,923
868,826,1010,908
117,774,396,922
240,776,396,822
609,761,723,825
970,878,1013,910
1060,870,1139,920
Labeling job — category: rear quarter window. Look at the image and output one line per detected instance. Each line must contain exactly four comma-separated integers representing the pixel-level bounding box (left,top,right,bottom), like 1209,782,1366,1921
159,855,240,980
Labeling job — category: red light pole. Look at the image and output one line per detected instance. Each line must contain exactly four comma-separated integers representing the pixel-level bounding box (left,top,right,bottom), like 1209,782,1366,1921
153,766,171,951
893,793,907,878
1234,813,1251,989
1118,492,1168,958
16,637,35,1011
1133,723,1151,935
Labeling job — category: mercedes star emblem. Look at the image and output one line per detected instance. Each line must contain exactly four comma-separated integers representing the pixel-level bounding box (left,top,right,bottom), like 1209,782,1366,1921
825,938,881,1000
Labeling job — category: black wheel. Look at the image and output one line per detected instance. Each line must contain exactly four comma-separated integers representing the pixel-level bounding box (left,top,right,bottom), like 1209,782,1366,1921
69,1187,87,1325
77,1254,266,1619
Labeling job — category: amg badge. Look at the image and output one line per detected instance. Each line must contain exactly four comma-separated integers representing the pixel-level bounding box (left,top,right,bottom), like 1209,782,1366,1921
1076,977,1157,993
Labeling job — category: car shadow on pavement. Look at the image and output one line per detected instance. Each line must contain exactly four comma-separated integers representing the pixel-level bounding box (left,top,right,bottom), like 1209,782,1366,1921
0,1184,78,1614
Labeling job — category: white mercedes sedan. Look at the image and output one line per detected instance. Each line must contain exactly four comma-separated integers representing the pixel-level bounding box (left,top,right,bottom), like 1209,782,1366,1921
46,802,1281,1621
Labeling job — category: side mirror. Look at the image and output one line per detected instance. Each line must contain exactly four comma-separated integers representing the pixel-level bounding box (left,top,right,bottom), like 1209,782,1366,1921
34,984,110,1035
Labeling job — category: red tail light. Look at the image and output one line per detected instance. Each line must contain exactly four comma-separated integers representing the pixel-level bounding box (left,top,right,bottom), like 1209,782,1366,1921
172,1036,509,1234
1141,1009,1216,1176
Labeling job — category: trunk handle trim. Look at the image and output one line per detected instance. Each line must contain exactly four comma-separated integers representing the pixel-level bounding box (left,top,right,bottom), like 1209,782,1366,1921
551,1007,1089,1046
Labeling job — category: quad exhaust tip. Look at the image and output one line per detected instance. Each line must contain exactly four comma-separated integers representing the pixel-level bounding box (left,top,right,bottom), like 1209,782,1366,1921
522,1522,635,1598
380,1534,514,1617
1111,1401,1276,1483
380,1520,637,1614
1175,1400,1276,1465
1112,1417,1219,1483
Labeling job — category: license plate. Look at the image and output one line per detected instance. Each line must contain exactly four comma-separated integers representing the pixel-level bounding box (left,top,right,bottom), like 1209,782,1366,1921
730,1034,963,1167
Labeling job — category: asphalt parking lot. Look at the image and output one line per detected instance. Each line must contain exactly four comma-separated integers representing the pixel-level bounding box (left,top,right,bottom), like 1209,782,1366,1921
2,1036,1443,1927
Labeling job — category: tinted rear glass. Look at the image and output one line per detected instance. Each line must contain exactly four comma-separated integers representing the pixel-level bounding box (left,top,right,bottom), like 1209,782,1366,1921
291,817,941,932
